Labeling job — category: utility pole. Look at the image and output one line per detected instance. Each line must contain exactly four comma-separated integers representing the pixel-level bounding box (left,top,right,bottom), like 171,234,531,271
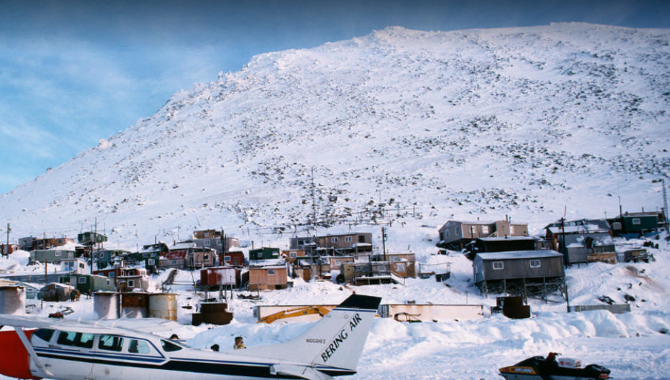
381,227,387,261
663,178,669,234
5,223,10,259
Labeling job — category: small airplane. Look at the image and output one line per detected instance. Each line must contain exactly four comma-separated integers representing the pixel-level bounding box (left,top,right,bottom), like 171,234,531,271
0,294,381,380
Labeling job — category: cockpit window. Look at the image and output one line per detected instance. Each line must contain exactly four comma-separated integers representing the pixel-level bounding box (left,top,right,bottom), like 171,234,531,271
161,340,183,352
33,329,55,343
98,335,124,352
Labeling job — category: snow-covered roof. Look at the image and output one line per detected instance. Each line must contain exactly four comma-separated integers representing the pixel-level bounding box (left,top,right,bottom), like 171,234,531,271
477,236,536,242
476,250,562,260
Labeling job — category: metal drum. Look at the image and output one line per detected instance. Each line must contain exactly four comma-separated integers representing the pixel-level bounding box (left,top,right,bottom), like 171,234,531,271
148,293,178,321
0,286,26,315
93,292,120,320
121,292,149,318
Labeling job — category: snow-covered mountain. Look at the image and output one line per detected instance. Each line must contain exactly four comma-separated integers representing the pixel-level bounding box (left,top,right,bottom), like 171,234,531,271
1,23,669,249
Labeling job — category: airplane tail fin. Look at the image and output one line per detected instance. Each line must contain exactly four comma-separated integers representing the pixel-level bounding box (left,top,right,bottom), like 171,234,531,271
241,294,381,378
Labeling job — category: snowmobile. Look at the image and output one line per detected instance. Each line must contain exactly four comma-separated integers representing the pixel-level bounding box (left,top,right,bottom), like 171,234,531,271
499,352,612,380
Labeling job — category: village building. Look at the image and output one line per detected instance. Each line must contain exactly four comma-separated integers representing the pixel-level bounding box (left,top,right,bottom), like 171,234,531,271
288,236,318,254
545,219,616,264
191,229,240,256
93,249,131,269
30,248,76,264
31,237,75,251
128,242,169,273
281,249,306,264
61,258,88,274
58,274,116,294
248,266,289,291
473,250,565,297
117,268,150,292
0,243,17,256
315,232,373,255
18,237,36,251
160,242,216,270
249,247,281,262
200,267,241,289
386,253,417,278
221,250,245,266
609,210,666,239
438,218,529,250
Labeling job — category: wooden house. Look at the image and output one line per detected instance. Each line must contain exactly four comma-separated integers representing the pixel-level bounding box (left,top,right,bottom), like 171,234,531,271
609,211,665,239
32,237,75,251
387,253,417,278
40,283,75,302
438,218,529,250
248,266,288,291
545,219,615,264
58,274,116,294
473,250,565,296
61,258,87,274
161,242,215,270
249,247,281,261
117,268,149,292
18,237,36,251
289,236,318,254
129,242,169,273
221,250,245,266
281,249,306,264
94,249,130,269
30,249,76,264
339,261,395,285
192,229,240,255
77,232,107,245
316,233,372,254
200,267,240,289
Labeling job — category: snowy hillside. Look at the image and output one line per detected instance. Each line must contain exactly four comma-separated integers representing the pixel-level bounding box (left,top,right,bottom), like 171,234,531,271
1,23,669,250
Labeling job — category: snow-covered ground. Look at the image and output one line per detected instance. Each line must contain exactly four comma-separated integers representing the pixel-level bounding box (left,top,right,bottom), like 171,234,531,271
0,23,669,379
4,232,668,380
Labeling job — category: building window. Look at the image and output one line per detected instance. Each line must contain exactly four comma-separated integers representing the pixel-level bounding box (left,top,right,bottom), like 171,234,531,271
78,277,87,284
331,237,339,243
492,261,504,270
205,240,210,246
268,269,275,275
344,236,352,243
482,226,489,234
290,252,297,258
510,226,516,234
55,251,61,257
128,280,135,288
148,259,155,265
632,218,641,225
171,260,177,265
109,272,115,278
444,230,450,238
529,260,541,268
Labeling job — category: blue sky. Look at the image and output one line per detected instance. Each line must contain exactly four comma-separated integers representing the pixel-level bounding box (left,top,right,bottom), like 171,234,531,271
1,0,668,194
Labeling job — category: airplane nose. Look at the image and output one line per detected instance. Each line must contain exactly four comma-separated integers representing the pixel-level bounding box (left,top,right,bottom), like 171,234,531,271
0,329,41,379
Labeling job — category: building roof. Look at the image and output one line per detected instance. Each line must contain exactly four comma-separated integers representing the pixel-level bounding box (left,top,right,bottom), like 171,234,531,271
475,250,562,260
477,236,536,242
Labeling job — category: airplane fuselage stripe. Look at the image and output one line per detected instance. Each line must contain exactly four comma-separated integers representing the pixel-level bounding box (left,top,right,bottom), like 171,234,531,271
35,351,356,378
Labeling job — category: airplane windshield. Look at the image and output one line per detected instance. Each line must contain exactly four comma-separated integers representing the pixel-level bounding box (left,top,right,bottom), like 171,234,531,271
161,340,185,352
33,329,55,343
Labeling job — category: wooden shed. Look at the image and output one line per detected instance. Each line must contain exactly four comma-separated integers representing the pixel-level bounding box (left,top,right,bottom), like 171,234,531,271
248,266,288,291
473,250,565,297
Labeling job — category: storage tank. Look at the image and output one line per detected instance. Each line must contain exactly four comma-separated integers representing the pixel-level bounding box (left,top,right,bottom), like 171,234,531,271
0,286,26,315
93,292,120,319
148,293,178,321
121,292,149,318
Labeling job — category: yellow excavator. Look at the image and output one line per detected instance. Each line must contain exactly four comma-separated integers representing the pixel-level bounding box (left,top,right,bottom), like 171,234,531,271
258,305,334,324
